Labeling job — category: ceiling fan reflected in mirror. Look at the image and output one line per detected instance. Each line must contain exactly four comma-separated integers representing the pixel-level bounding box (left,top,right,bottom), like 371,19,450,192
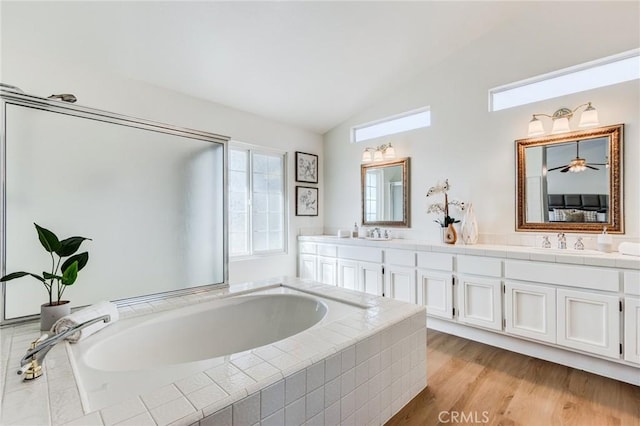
547,140,607,173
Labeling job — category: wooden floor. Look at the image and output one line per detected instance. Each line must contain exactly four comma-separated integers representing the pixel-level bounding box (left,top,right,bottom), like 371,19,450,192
387,330,640,426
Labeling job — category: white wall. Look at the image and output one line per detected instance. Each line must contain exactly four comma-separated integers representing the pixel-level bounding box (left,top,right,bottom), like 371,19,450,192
1,33,324,286
323,2,640,245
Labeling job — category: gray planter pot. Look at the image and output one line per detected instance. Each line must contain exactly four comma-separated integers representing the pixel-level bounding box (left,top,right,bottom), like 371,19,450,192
40,301,71,331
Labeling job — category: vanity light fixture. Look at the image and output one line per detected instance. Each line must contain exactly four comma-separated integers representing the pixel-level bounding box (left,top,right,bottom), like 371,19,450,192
361,143,396,163
527,102,599,137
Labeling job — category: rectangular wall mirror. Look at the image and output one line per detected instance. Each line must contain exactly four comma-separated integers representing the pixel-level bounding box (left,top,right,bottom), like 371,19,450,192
516,124,623,233
361,158,410,227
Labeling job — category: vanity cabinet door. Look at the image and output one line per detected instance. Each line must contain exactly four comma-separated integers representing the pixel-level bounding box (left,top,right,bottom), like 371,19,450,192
624,297,640,364
417,270,453,319
338,259,361,292
360,261,383,296
504,282,556,344
299,254,317,280
385,265,416,303
557,288,620,358
317,256,337,286
457,275,503,331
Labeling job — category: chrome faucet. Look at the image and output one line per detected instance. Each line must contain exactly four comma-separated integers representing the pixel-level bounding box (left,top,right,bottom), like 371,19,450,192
541,236,551,248
557,233,567,249
574,237,584,250
17,314,110,379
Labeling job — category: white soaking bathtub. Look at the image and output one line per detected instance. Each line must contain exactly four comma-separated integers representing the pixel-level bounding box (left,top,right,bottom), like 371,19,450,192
68,285,365,412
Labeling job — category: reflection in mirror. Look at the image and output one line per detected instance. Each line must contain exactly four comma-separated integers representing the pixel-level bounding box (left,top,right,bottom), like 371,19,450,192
516,124,623,233
361,158,409,227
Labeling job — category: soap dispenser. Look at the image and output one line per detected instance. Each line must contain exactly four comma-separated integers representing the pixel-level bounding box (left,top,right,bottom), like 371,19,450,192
597,226,613,253
352,222,359,238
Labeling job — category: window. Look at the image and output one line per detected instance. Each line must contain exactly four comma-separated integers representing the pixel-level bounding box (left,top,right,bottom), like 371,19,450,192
229,145,286,257
365,169,381,221
490,49,640,111
351,107,431,143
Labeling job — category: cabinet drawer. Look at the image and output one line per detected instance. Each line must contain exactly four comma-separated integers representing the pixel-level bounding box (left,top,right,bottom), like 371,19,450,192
385,249,415,267
338,246,383,263
624,270,640,296
505,260,619,292
299,242,316,255
457,255,501,277
317,244,337,257
417,252,453,272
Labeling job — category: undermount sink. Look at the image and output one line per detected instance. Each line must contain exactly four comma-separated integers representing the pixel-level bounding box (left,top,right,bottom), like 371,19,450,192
531,247,601,255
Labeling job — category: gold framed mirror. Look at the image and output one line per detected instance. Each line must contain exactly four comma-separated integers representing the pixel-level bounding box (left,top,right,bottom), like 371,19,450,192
361,157,410,227
516,124,623,233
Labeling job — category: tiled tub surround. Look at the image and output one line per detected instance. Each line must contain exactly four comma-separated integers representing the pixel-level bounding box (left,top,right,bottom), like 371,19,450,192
0,278,427,425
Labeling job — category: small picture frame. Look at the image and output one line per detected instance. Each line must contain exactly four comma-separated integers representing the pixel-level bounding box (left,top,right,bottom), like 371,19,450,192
296,186,318,216
295,151,318,183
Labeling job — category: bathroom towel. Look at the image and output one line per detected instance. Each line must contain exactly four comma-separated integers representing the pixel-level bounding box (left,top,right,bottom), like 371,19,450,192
51,301,119,343
619,242,640,257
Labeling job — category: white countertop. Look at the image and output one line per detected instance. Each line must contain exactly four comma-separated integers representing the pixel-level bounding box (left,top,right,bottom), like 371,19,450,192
298,235,640,269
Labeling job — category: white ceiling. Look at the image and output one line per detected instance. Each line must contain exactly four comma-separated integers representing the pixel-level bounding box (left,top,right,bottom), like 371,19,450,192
4,1,534,134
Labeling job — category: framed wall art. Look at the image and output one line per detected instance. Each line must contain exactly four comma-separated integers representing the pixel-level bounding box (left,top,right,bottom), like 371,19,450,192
296,186,318,216
295,151,318,183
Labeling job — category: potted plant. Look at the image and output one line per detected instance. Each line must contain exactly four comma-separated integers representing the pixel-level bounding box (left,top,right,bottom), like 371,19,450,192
1,223,91,330
426,179,465,244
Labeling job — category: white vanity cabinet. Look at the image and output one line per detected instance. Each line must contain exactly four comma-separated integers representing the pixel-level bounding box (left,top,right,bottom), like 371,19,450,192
337,245,384,295
384,249,417,303
297,237,640,385
505,259,622,359
316,256,337,286
337,258,360,291
298,243,339,284
556,288,620,358
315,244,338,286
337,259,383,295
623,271,640,364
298,242,317,280
504,281,556,344
360,261,384,296
416,252,454,320
456,256,503,331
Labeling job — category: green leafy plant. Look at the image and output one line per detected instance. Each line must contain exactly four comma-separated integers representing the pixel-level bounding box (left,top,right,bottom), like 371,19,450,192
0,223,91,306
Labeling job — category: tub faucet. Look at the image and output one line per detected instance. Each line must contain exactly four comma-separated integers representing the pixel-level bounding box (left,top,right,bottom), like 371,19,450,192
557,233,567,250
17,314,110,380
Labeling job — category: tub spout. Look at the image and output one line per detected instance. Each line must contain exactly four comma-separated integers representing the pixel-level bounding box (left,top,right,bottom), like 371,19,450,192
18,314,110,380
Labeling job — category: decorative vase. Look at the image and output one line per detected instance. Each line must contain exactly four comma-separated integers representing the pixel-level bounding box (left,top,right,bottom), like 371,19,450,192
40,301,70,331
441,224,457,244
461,203,479,245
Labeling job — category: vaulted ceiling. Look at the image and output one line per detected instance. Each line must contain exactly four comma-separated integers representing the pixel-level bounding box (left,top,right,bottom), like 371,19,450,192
4,2,545,134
